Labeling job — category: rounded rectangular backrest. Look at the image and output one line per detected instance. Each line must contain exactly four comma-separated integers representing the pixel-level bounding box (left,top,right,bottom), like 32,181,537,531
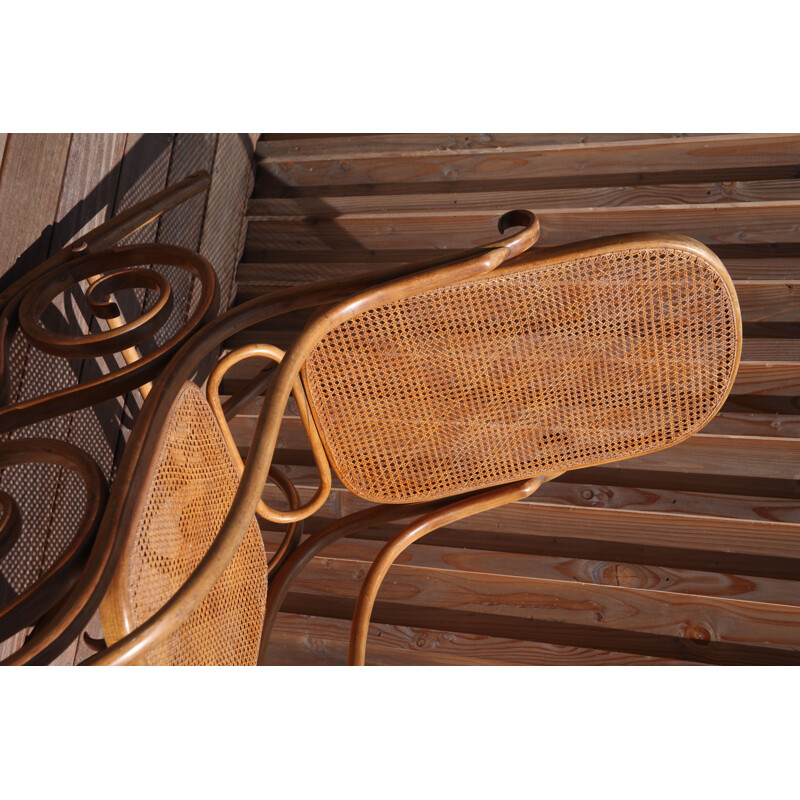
302,235,742,504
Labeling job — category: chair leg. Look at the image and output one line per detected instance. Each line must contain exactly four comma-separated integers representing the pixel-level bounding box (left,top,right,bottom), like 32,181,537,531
257,497,455,664
347,475,556,666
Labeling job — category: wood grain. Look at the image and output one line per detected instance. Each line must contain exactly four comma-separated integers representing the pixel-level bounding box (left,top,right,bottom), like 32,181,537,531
234,131,800,666
0,134,72,279
262,530,800,607
258,134,800,188
249,179,800,217
257,133,714,160
245,201,800,253
288,553,800,655
265,611,698,665
199,133,256,312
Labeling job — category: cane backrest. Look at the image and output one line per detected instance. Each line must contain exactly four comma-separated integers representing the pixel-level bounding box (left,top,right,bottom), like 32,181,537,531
302,235,741,504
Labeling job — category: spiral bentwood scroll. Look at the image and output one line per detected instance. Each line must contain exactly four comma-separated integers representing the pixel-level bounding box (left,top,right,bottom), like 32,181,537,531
0,243,219,434
0,239,218,663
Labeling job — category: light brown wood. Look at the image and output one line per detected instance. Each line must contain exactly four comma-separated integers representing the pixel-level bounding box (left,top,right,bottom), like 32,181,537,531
237,132,800,665
87,211,542,665
266,612,698,666
258,134,800,188
296,553,800,656
246,201,800,255
249,179,800,217
256,133,714,160
262,531,800,608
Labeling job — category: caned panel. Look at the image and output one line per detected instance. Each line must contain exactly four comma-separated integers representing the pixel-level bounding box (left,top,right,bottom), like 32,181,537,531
303,237,741,504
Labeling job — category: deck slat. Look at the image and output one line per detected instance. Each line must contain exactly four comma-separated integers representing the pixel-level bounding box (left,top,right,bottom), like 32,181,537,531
258,133,800,188
237,132,800,665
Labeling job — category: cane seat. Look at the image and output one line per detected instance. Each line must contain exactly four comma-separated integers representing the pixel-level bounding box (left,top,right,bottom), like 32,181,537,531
99,382,267,665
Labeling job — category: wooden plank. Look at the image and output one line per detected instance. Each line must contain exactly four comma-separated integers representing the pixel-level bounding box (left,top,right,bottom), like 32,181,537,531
257,133,714,160
257,134,800,188
245,201,800,252
199,133,256,312
154,133,218,337
732,362,800,395
283,591,797,664
257,469,800,554
724,259,800,281
113,134,174,245
257,462,800,523
703,412,800,438
249,178,800,217
0,133,72,280
265,612,697,666
3,134,127,665
263,530,800,608
0,134,7,174
0,135,73,628
330,494,800,561
736,280,800,321
289,554,800,654
106,134,174,426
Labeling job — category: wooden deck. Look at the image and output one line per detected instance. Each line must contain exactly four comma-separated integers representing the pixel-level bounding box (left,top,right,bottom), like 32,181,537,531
0,133,256,663
235,132,800,665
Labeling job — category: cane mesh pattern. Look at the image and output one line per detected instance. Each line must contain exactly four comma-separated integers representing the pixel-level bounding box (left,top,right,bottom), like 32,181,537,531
303,245,739,504
125,383,267,665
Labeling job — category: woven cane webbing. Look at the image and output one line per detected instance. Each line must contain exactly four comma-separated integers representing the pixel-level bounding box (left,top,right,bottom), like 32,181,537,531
303,243,740,504
121,383,267,665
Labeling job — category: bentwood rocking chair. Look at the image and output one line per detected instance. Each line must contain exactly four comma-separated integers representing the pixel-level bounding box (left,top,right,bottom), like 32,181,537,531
71,199,742,666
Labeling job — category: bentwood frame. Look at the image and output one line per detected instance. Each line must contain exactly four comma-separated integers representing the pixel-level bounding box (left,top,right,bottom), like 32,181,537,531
0,170,741,666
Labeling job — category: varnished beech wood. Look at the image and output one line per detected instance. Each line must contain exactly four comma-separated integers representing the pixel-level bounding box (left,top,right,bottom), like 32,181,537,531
87,211,739,666
87,211,543,664
0,174,218,433
31,133,794,666
348,476,561,664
